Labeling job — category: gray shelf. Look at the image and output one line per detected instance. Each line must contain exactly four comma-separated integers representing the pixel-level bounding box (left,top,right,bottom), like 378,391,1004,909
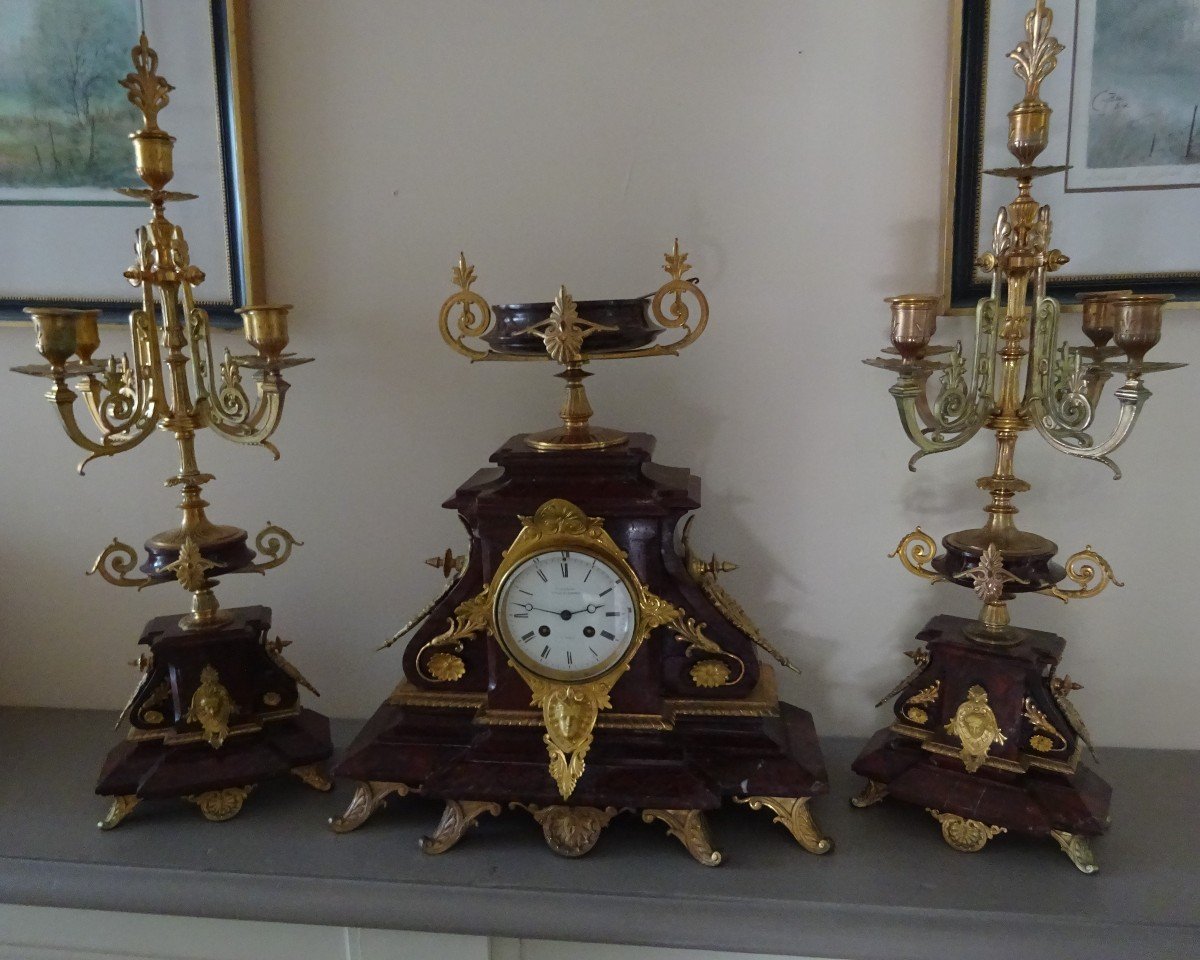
1,707,1196,959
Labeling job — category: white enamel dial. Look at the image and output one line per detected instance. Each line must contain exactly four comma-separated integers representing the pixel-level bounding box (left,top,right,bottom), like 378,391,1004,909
496,549,637,680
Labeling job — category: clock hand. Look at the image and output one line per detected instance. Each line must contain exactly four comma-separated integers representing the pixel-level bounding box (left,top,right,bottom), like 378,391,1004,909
514,602,565,617
567,602,607,615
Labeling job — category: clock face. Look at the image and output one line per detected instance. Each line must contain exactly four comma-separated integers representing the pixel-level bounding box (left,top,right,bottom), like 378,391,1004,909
495,548,638,681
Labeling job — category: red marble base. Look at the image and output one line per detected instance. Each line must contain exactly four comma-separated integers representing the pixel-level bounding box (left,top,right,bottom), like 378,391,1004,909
337,698,827,811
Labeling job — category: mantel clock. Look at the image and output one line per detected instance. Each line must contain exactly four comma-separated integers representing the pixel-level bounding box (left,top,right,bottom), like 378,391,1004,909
333,244,831,864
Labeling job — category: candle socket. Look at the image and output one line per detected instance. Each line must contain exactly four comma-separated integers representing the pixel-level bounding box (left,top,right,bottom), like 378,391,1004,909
1007,100,1051,165
1109,294,1172,374
886,295,940,362
25,307,84,370
73,310,102,364
1077,290,1131,348
237,304,293,364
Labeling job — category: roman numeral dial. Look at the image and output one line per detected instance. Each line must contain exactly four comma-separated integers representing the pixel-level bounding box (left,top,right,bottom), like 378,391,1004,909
496,549,637,680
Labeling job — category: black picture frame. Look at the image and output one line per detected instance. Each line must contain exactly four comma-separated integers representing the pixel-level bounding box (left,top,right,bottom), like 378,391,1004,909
944,0,1200,309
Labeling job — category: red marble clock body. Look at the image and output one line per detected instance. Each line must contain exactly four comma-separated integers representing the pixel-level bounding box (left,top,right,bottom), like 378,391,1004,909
334,433,831,863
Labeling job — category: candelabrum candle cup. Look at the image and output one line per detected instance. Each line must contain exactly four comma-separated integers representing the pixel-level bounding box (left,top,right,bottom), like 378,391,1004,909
886,295,940,363
131,131,175,192
1109,294,1172,375
1077,290,1131,349
73,310,102,364
1007,101,1051,165
237,304,292,364
25,307,83,371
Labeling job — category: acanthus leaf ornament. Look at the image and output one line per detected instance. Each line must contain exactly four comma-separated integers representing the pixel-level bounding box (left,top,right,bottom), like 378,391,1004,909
902,681,941,726
960,544,1028,604
415,587,491,683
512,803,619,858
927,808,1007,852
1008,0,1064,101
1023,697,1067,752
524,287,616,365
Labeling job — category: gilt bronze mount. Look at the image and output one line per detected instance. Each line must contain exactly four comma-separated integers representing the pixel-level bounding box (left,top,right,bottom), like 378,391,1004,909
853,1,1183,872
13,34,330,826
438,241,708,450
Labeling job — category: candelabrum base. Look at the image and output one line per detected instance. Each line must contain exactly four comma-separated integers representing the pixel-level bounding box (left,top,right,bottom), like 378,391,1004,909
851,614,1110,873
95,605,332,828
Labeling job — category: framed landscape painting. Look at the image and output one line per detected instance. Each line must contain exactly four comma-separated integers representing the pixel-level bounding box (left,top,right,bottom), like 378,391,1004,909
943,0,1200,308
0,0,261,322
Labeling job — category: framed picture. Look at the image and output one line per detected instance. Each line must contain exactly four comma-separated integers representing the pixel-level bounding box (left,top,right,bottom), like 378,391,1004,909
0,0,261,323
943,0,1200,309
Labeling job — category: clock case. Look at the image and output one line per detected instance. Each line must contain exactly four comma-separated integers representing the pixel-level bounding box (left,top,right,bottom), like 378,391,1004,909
334,433,830,863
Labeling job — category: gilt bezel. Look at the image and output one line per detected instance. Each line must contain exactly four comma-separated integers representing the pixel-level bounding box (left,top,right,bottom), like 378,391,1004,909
493,545,640,684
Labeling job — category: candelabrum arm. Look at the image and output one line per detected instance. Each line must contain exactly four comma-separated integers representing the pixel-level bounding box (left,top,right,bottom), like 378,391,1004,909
1026,296,1146,479
890,296,999,471
47,375,160,474
183,283,288,459
198,370,288,459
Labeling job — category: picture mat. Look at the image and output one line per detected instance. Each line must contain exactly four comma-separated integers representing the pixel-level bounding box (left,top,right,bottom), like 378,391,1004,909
1066,0,1200,190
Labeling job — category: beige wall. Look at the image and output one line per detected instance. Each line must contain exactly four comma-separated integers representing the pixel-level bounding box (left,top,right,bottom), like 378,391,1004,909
2,0,1197,750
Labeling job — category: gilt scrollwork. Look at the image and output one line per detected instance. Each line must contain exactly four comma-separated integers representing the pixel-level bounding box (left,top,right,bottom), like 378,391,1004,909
645,238,709,355
329,780,412,834
1023,697,1067,753
641,808,723,866
438,254,494,361
888,527,940,582
88,538,153,589
420,799,502,855
902,681,941,725
733,796,832,855
1040,546,1123,603
670,616,746,688
414,587,491,683
240,523,303,575
882,294,997,473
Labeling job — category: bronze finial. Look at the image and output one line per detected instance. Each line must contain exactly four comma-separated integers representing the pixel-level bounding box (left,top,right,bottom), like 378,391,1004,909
120,34,174,134
1008,0,1063,103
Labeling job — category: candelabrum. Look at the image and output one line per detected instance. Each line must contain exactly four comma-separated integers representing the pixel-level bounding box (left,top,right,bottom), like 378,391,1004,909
12,35,331,828
851,1,1183,872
